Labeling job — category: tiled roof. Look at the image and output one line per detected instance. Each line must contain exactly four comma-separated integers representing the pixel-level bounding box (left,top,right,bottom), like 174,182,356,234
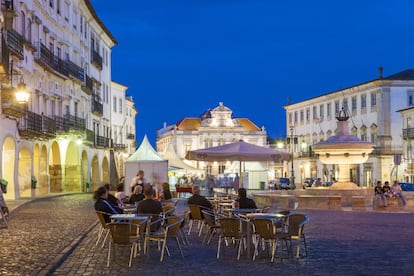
176,118,201,130
385,69,414,80
238,118,261,131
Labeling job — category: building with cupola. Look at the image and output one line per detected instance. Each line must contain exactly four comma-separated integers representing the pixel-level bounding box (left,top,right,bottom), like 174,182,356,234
156,102,281,178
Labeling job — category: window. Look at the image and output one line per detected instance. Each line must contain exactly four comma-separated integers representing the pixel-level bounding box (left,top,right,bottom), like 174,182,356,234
319,104,324,119
313,106,317,120
119,98,122,114
57,0,61,14
408,91,414,106
327,103,331,118
294,111,298,124
288,113,293,125
306,108,310,121
300,110,304,123
371,93,377,108
218,164,226,174
361,94,367,109
335,101,340,114
49,0,54,8
113,96,117,112
351,97,357,113
343,99,348,111
80,16,83,34
21,12,26,37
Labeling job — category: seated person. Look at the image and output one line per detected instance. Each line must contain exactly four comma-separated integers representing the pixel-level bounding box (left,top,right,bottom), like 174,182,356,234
94,186,123,223
115,183,128,205
391,181,407,206
374,180,387,207
137,185,163,215
104,183,120,206
187,185,212,210
383,181,393,197
236,188,257,209
129,185,145,205
159,182,172,201
0,183,9,217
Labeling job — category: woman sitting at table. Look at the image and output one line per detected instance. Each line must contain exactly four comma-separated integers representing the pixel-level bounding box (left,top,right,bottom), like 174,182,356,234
236,188,257,209
159,182,172,201
94,186,123,223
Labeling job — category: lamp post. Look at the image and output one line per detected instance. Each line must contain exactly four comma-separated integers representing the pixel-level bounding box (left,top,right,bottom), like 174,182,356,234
289,126,296,189
1,61,30,109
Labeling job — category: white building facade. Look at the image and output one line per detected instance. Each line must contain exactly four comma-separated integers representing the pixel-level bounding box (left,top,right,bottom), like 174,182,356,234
156,102,274,177
0,0,135,199
110,81,137,181
284,68,414,187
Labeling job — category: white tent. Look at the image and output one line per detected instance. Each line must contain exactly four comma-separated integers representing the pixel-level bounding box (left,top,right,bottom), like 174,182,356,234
124,135,168,195
161,143,202,173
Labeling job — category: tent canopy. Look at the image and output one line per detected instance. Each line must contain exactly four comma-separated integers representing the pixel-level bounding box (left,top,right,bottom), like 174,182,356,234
161,143,201,172
185,140,289,162
127,135,163,162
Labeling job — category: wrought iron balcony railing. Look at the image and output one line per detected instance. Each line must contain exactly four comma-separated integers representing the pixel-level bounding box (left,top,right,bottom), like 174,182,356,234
96,135,111,148
403,128,414,140
91,97,103,116
81,74,93,95
67,60,84,82
55,114,86,132
126,133,135,140
91,49,102,70
113,143,126,151
18,111,56,139
4,29,24,60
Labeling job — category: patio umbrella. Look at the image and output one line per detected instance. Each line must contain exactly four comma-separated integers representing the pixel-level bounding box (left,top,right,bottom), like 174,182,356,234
185,140,290,189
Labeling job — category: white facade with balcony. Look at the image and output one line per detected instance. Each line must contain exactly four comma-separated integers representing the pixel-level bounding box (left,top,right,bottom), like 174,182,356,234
0,0,134,199
284,68,414,187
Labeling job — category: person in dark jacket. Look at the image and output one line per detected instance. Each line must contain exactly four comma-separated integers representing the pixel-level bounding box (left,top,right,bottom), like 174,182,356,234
129,185,145,205
94,186,122,223
187,185,212,210
236,188,257,209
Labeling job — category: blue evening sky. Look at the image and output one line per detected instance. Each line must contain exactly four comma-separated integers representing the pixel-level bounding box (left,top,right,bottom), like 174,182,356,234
90,0,414,146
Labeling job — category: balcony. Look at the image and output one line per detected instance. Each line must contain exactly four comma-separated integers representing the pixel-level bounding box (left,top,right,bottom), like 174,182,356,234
85,129,94,143
126,133,135,140
81,74,93,95
18,111,56,139
91,96,103,116
91,49,102,70
403,128,414,140
35,43,69,78
55,114,86,133
67,60,84,82
113,143,126,151
0,35,10,75
4,29,24,60
96,135,111,148
1,87,26,118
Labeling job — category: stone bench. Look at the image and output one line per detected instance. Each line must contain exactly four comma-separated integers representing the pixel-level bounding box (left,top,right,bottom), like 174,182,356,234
352,196,367,210
296,195,341,210
372,196,404,210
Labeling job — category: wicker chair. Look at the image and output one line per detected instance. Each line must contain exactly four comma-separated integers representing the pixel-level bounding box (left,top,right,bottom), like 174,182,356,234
217,217,247,260
252,218,292,262
145,215,184,262
287,214,309,258
187,204,205,236
106,222,140,267
201,209,223,245
95,211,111,248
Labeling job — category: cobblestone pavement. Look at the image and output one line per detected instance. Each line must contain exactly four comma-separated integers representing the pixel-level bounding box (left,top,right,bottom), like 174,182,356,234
0,194,98,275
2,194,414,275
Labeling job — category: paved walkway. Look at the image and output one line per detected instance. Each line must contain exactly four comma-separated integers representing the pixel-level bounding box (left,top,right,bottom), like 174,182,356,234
1,194,414,275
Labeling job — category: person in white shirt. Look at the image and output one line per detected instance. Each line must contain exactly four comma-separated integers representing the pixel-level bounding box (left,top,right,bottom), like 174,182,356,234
391,181,406,206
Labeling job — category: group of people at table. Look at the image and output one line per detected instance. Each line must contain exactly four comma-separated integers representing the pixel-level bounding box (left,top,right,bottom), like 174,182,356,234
94,168,260,222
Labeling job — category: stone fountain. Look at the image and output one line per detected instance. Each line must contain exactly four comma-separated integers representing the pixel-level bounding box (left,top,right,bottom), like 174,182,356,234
312,108,374,189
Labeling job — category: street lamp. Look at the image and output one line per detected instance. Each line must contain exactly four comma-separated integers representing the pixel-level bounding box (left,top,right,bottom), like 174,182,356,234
1,61,30,112
289,126,297,188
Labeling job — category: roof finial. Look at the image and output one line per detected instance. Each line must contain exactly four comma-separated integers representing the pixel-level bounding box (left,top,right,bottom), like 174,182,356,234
378,66,383,79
